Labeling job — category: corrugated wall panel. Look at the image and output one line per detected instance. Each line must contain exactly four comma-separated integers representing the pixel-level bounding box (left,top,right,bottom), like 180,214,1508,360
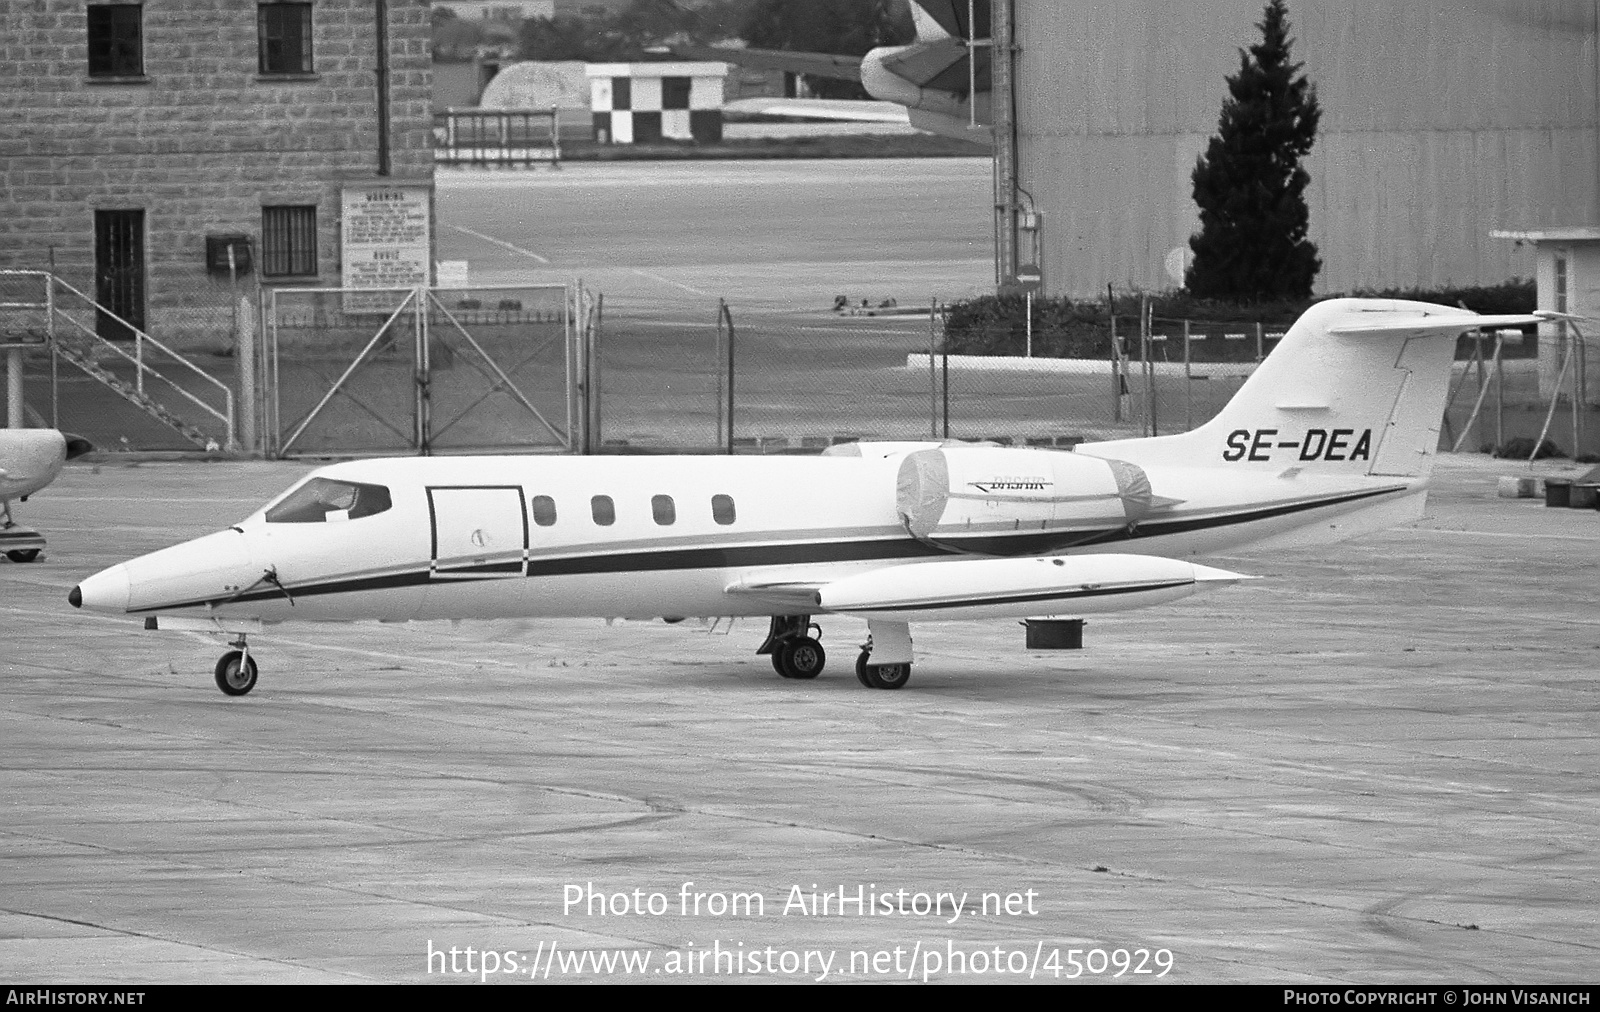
1015,0,1598,297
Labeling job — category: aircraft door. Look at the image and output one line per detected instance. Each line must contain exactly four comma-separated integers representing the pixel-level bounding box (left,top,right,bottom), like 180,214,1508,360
427,486,528,579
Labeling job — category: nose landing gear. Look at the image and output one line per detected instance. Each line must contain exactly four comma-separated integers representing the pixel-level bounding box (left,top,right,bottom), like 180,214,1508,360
214,634,258,696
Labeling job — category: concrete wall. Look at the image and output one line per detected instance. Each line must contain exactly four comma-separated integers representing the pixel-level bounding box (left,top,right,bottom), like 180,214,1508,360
1014,0,1599,297
0,0,435,346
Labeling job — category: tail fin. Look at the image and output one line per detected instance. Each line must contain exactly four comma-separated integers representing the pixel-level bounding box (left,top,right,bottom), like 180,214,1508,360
1078,298,1545,479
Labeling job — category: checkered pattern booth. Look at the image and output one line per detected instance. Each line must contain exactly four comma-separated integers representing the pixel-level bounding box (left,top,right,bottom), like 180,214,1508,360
587,62,728,144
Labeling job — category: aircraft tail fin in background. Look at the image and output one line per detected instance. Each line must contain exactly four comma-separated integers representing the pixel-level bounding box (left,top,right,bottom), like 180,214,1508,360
1077,299,1548,480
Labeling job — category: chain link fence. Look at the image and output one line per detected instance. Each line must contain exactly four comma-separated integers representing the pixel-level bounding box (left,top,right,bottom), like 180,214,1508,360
583,298,1302,451
265,284,572,457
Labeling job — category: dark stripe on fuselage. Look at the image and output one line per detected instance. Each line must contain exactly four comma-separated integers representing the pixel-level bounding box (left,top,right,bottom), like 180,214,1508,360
131,484,1404,613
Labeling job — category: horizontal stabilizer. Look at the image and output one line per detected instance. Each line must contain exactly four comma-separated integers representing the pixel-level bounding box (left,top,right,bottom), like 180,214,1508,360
1327,311,1544,336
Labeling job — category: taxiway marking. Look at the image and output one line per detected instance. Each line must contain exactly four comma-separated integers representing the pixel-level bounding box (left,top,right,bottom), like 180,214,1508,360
448,224,551,264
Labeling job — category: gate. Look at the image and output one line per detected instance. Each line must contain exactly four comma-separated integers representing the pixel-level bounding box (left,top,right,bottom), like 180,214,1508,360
265,284,577,457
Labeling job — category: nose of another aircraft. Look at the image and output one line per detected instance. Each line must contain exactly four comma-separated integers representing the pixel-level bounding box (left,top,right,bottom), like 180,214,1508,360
70,563,131,612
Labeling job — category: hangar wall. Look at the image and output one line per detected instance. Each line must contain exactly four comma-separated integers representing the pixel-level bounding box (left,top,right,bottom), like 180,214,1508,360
1012,0,1599,297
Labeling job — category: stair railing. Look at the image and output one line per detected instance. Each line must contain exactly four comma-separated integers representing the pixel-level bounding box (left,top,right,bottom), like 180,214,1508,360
16,272,236,449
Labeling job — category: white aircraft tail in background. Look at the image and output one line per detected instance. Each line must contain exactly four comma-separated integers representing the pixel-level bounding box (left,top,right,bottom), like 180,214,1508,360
70,300,1548,695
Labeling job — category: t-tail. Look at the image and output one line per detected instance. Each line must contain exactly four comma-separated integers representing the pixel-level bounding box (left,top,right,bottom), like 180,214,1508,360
1077,298,1551,481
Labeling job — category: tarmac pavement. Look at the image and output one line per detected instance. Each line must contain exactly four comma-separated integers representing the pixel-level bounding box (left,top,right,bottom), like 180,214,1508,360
2,452,1598,984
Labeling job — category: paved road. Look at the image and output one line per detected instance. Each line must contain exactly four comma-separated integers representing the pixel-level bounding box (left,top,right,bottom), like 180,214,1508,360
434,159,994,314
3,454,1598,983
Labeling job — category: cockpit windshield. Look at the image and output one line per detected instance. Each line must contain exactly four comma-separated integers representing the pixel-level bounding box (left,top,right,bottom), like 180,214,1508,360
264,478,392,523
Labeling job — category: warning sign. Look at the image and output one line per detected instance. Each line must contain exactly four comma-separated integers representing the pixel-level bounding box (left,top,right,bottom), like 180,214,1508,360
341,185,431,307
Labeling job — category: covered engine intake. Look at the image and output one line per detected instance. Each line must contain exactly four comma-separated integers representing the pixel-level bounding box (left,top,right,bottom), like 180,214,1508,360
895,447,1167,543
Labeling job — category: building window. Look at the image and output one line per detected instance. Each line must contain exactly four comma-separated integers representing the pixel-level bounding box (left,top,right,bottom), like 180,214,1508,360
591,495,615,526
259,3,313,74
260,206,317,277
530,495,556,527
87,5,143,77
651,495,675,526
711,494,736,525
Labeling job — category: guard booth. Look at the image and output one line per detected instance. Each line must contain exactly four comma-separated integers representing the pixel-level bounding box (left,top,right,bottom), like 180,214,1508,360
1492,227,1600,405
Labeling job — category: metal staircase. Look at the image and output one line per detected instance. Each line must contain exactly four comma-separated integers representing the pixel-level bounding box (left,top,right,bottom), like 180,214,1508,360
51,341,218,448
0,270,234,450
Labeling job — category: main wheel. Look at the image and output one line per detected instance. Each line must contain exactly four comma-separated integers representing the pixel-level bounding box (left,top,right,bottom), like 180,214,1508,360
214,650,259,696
862,662,912,690
855,649,874,687
776,637,826,679
6,549,40,563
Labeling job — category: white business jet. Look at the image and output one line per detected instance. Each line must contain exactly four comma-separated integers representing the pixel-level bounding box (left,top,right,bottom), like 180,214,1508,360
2,428,93,562
70,299,1548,696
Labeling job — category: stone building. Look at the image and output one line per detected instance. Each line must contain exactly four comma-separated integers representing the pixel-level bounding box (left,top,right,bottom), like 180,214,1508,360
0,0,435,347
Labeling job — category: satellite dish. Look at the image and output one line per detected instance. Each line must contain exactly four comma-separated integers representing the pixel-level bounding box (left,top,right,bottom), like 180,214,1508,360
1164,246,1192,284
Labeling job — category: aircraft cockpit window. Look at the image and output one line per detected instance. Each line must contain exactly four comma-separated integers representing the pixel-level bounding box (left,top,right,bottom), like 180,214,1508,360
591,495,615,526
265,478,392,524
530,495,557,526
651,494,675,526
711,494,736,525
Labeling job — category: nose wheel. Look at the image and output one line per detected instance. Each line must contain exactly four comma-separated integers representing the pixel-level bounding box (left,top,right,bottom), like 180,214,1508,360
214,636,258,696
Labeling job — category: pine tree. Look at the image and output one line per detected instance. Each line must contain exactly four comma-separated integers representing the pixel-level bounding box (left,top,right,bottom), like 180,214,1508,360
1185,0,1321,302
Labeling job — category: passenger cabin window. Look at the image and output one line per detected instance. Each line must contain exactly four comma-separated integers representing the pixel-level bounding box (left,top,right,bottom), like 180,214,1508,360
530,495,556,526
651,494,675,525
265,478,391,523
712,494,736,525
591,495,615,526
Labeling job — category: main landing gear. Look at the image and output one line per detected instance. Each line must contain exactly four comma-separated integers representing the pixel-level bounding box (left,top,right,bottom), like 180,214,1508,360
759,615,827,679
759,615,913,689
213,634,258,696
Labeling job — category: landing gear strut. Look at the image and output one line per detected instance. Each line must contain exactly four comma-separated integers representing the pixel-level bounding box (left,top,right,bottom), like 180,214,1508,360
214,634,258,696
758,615,826,679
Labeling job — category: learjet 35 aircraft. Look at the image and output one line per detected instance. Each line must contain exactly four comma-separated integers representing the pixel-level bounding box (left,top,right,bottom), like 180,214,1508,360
70,299,1550,696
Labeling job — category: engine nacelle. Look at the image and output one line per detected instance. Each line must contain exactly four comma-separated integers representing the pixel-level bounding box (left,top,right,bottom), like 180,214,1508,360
895,447,1159,541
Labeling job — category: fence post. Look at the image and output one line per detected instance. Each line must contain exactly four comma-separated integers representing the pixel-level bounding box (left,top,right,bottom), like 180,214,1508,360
721,299,735,454
929,297,938,439
4,347,20,429
1141,293,1154,437
236,293,255,454
1255,321,1264,363
941,328,950,440
1183,318,1192,432
415,286,431,455
1108,285,1121,423
591,293,604,453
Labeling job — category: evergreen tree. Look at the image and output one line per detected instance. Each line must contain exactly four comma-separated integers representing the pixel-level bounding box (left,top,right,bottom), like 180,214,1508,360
1186,0,1321,301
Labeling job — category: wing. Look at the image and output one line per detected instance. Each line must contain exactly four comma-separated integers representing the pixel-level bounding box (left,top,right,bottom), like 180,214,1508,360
726,554,1249,621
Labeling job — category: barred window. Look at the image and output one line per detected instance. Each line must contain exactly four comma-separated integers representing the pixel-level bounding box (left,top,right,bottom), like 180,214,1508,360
259,3,313,74
261,206,317,277
87,5,143,77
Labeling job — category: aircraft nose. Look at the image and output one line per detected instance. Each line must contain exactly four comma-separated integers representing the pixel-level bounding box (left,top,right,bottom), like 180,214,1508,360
72,563,131,613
